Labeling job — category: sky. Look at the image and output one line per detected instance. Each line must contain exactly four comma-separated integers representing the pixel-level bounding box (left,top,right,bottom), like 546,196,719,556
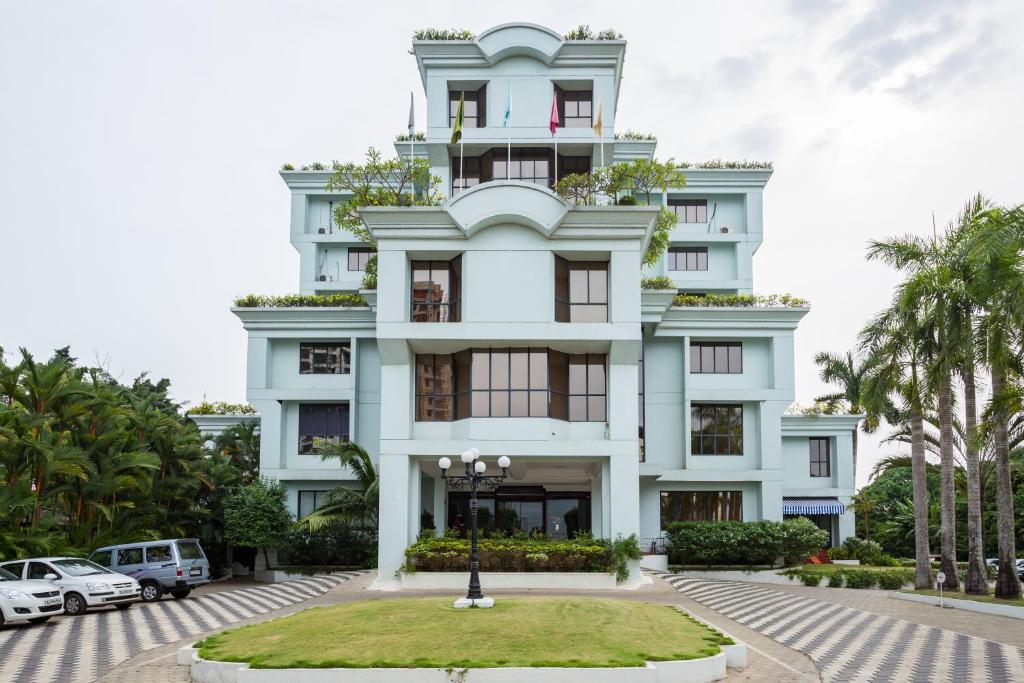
2,0,1022,487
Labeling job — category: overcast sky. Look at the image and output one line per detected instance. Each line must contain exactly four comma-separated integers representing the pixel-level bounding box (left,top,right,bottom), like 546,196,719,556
2,1,1022,487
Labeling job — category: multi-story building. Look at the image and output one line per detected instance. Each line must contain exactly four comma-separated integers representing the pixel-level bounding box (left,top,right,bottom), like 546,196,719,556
231,23,859,579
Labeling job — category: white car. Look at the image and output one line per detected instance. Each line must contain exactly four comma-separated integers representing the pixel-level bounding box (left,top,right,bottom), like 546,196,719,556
0,566,64,628
0,557,140,616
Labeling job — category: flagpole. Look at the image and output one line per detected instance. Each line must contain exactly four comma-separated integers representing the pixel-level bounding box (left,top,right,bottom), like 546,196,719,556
409,92,415,204
507,82,512,179
460,139,464,191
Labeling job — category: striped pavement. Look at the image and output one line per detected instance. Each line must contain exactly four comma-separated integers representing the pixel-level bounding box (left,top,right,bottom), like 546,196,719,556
0,573,359,683
662,574,1024,682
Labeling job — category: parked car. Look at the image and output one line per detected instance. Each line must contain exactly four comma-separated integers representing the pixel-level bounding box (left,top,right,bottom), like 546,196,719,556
88,538,210,602
0,566,63,628
0,557,140,616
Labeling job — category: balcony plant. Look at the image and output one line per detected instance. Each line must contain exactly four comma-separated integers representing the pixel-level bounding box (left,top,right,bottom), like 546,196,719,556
233,293,367,308
187,401,257,416
677,159,773,170
614,130,657,141
394,132,426,142
641,276,675,290
673,293,810,308
413,28,475,41
564,25,623,40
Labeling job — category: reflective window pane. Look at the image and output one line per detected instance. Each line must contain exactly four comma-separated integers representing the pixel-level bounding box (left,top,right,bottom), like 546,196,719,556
491,391,509,417
510,352,528,390
510,391,529,417
491,350,509,389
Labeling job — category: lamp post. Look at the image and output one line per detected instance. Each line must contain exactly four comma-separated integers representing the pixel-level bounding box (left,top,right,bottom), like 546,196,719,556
438,448,511,608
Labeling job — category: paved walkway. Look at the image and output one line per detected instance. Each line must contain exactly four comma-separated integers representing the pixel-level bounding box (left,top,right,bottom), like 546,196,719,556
0,573,357,683
663,575,1024,682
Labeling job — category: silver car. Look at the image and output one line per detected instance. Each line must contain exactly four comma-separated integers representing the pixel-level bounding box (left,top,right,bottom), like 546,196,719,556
88,539,210,602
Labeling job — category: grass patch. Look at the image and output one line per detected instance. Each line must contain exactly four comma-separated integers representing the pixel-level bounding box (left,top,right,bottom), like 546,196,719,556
905,589,1024,608
198,597,722,669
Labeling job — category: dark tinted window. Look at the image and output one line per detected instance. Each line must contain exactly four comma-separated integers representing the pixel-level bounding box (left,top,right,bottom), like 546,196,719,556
299,342,351,374
668,247,708,271
89,552,111,568
118,548,143,566
668,199,708,223
449,85,486,128
691,404,743,455
555,257,608,322
810,438,831,477
28,561,54,580
557,87,592,128
176,541,204,560
298,490,330,518
411,256,461,323
563,353,606,422
347,247,373,271
298,403,349,454
2,562,25,578
146,545,172,563
416,353,455,421
690,342,742,374
452,156,482,194
661,491,743,525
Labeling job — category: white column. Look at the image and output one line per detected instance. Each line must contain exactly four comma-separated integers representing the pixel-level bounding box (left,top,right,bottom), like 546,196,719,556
377,452,411,579
408,459,422,542
760,480,783,522
608,453,640,539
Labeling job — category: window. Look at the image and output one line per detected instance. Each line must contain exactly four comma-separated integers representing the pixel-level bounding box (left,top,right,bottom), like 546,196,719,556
2,562,25,578
669,247,709,271
690,404,743,455
299,342,351,374
298,403,349,454
555,256,608,322
146,545,172,563
638,340,645,461
28,561,55,580
690,342,742,374
451,156,482,194
176,541,204,560
88,552,111,568
557,87,593,128
661,491,743,525
810,438,831,477
553,353,606,422
117,548,143,566
449,85,486,128
668,198,708,223
415,353,455,421
559,155,592,181
493,148,550,186
470,348,549,418
298,491,330,518
411,257,461,322
347,247,373,271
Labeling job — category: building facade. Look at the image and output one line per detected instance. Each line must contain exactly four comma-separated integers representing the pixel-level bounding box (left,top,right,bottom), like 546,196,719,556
233,23,859,578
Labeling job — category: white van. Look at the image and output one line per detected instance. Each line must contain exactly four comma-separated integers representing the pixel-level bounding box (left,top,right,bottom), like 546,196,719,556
0,557,140,616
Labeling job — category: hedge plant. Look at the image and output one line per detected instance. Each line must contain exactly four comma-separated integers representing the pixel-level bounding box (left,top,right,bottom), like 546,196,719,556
664,519,827,566
673,293,810,308
641,276,675,290
234,293,367,308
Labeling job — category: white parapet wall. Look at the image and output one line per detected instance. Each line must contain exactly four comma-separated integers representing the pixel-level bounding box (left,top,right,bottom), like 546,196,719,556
399,571,618,591
183,646,736,683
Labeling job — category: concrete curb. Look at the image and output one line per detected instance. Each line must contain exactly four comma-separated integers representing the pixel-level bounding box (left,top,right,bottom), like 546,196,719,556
889,591,1024,620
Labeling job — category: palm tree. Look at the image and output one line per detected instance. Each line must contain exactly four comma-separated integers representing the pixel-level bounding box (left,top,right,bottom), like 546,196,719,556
297,441,379,532
860,301,934,589
968,202,1024,599
814,350,872,478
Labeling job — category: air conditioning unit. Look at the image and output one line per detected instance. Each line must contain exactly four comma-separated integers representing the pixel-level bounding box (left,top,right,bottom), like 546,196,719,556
720,226,730,234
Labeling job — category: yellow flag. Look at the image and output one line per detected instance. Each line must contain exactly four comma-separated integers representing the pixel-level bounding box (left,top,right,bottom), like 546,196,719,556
592,101,603,139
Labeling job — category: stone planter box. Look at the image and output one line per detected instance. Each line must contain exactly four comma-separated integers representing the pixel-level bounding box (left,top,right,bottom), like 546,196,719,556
182,643,741,683
399,571,618,591
832,559,861,565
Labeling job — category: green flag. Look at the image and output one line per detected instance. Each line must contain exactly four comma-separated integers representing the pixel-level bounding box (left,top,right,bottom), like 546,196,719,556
450,92,464,144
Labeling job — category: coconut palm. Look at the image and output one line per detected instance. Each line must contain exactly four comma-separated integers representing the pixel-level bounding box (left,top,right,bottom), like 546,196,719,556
297,441,379,532
814,350,873,477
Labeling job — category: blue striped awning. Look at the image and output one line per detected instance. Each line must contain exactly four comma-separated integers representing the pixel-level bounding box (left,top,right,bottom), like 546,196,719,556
783,497,845,515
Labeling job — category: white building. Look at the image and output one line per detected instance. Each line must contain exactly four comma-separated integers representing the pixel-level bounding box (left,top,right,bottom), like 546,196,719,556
232,23,859,578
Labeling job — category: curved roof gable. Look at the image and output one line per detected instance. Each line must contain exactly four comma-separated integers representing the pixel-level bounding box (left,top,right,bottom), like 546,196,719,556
476,23,564,65
446,181,571,237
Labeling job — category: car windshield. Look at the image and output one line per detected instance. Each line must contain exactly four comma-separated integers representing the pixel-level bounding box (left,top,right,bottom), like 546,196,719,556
0,568,17,581
176,541,204,560
53,559,110,576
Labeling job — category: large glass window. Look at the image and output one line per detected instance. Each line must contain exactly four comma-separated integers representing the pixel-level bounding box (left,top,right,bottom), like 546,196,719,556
415,353,455,421
668,198,708,223
347,247,373,271
690,342,742,374
559,155,592,180
298,403,349,454
451,156,482,195
299,342,351,374
559,353,606,422
447,491,590,538
493,148,550,186
449,85,486,128
298,490,331,518
661,491,743,525
411,256,461,322
557,87,593,128
690,404,743,455
668,247,709,271
810,438,831,477
470,348,549,418
554,256,608,322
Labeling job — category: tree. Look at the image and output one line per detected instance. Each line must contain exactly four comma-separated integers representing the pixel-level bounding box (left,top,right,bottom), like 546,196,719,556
223,477,292,571
212,422,260,485
297,442,378,532
813,350,872,477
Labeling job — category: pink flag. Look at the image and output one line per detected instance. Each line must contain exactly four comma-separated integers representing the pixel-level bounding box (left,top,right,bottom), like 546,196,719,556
549,92,559,135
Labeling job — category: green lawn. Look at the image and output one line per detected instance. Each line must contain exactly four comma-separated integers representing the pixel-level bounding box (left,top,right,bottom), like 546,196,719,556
198,597,727,669
904,588,1024,608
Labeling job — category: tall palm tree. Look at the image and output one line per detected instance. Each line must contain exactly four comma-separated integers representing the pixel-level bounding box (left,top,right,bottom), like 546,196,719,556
968,202,1024,599
860,301,934,589
297,441,379,532
814,350,872,478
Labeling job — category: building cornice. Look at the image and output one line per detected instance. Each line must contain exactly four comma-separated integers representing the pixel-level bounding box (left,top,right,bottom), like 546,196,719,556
231,307,376,332
655,305,809,333
670,168,773,189
781,413,864,433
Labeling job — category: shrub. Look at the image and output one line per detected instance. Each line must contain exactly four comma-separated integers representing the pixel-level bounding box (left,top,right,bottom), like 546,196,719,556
779,518,829,565
876,570,913,590
673,293,809,308
843,569,878,589
665,519,825,566
827,547,849,561
413,28,475,41
234,293,367,308
616,195,638,205
187,401,257,416
564,25,623,40
278,523,377,569
676,160,773,170
614,130,657,141
827,571,845,587
839,537,891,565
799,573,822,587
641,276,675,290
405,537,613,575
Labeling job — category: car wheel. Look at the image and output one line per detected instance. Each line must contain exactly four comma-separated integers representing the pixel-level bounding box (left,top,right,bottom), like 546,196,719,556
64,593,87,616
115,603,132,610
140,581,162,602
0,611,5,629
28,616,51,624
171,589,191,599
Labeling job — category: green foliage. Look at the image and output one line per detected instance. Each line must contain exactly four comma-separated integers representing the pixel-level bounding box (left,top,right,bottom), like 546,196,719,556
564,25,623,40
843,569,879,589
877,571,910,589
278,522,376,569
394,132,426,142
799,572,822,587
299,162,329,171
186,401,256,416
296,442,378,532
360,253,378,290
677,160,773,170
665,519,825,566
326,147,444,247
641,276,675,290
233,293,367,308
616,195,638,205
673,293,810,308
280,163,294,171
610,533,643,582
781,565,914,589
223,477,292,569
839,536,894,565
614,130,657,141
648,207,675,267
413,28,475,41
827,571,845,587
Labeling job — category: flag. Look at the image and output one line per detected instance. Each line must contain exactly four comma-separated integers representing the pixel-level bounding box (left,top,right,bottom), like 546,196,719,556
450,92,464,145
503,81,512,128
408,92,415,137
592,101,603,139
549,91,559,135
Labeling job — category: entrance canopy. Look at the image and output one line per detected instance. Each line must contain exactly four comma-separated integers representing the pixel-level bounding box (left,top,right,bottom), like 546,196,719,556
783,497,845,515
